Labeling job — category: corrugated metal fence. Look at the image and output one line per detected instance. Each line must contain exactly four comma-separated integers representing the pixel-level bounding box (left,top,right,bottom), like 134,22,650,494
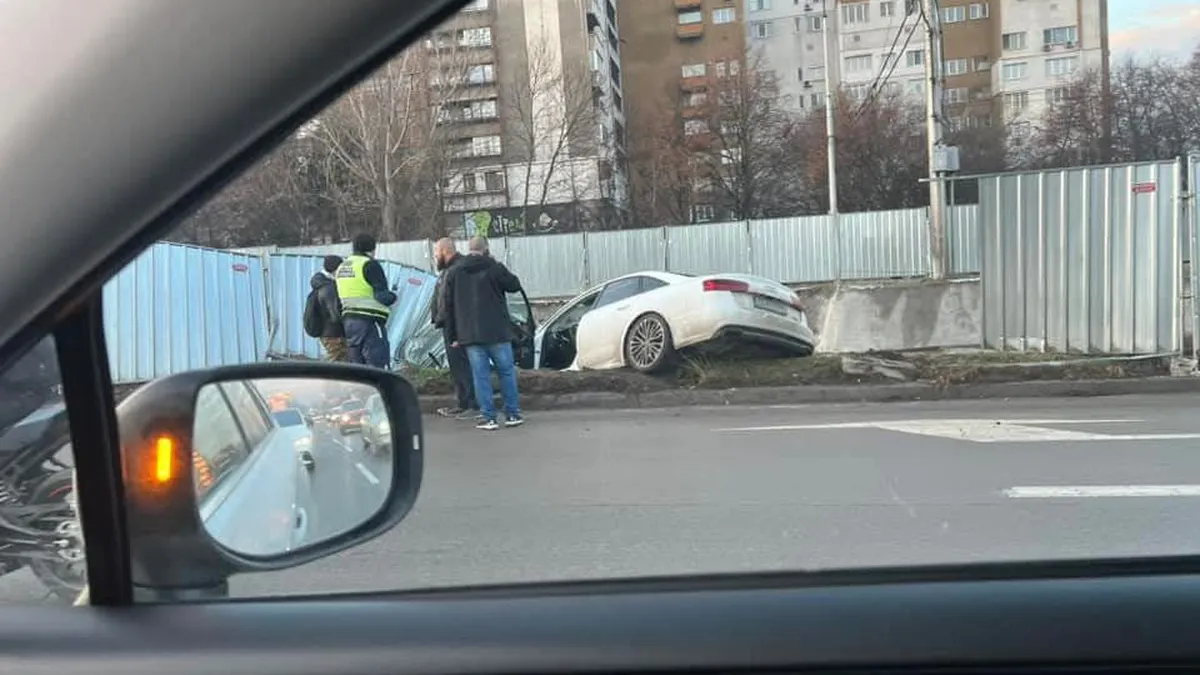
979,160,1183,353
263,205,982,299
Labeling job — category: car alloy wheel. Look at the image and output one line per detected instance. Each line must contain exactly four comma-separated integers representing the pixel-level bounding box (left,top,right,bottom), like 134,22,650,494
624,313,675,373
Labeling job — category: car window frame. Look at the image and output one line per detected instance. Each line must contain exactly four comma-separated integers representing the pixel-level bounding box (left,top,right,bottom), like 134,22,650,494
192,384,254,505
593,277,646,309
549,289,602,333
219,381,274,449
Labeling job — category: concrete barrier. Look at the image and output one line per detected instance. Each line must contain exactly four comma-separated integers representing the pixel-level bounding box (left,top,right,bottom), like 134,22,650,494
797,278,982,353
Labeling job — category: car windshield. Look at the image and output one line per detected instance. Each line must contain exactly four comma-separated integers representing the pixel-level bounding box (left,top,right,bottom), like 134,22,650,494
18,0,1189,609
272,409,304,427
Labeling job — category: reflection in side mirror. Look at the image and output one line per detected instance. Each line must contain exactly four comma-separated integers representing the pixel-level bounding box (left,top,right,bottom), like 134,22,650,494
194,377,394,558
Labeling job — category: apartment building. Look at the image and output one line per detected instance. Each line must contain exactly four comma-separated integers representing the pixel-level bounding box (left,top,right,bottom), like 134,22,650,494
620,0,747,223
748,0,1108,124
430,0,629,236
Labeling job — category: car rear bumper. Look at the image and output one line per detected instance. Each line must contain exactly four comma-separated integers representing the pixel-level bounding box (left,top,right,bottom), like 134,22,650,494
710,325,814,356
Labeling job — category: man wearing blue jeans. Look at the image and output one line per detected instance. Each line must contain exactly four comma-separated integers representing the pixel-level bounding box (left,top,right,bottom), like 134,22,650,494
443,236,524,430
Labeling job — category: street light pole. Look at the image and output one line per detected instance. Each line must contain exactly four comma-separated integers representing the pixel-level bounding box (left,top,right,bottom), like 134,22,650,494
821,0,841,278
923,0,947,280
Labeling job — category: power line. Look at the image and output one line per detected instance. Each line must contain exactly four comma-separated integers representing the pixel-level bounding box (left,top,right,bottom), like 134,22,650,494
855,10,913,113
852,18,921,121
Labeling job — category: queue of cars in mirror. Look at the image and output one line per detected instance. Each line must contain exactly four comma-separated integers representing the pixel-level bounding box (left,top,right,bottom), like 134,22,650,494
192,377,395,559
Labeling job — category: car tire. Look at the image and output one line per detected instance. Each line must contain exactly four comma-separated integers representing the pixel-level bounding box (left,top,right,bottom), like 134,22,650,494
623,312,677,374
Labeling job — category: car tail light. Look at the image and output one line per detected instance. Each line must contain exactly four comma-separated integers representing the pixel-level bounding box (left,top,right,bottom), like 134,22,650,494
703,279,750,293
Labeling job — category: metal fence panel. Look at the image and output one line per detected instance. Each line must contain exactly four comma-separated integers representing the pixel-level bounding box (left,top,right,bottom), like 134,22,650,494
586,228,666,285
946,204,980,275
980,160,1181,353
839,208,930,279
1191,155,1200,359
376,240,433,270
505,233,587,298
103,242,269,383
667,221,751,276
749,215,836,283
266,253,438,365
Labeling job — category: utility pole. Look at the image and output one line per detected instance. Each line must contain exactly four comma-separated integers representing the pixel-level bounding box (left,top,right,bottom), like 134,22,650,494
820,0,841,278
922,0,948,280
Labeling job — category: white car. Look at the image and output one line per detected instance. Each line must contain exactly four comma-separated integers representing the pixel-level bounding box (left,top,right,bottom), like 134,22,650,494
532,271,816,373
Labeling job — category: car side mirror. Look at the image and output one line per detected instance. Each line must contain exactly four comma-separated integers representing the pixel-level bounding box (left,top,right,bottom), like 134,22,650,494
117,361,423,602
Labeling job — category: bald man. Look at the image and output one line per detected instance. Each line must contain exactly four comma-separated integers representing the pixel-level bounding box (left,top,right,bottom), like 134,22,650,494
431,238,477,418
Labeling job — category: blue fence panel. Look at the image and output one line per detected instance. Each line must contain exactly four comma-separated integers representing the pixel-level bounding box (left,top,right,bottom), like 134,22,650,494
103,242,268,383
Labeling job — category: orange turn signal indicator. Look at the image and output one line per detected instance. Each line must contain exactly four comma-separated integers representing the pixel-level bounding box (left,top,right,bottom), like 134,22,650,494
154,435,175,483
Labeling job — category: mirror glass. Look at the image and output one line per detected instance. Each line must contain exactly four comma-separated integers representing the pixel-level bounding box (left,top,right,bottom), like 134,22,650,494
192,377,394,557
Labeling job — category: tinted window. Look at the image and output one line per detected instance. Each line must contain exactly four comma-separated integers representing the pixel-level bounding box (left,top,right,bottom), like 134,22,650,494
551,291,601,332
594,277,646,309
272,408,304,428
641,277,668,292
220,382,272,449
193,385,252,500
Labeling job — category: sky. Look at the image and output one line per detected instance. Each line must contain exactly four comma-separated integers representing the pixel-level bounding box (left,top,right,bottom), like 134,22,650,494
1107,0,1200,58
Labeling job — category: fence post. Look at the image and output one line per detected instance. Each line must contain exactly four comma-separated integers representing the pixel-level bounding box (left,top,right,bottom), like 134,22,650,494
582,230,591,288
744,219,754,276
661,225,670,272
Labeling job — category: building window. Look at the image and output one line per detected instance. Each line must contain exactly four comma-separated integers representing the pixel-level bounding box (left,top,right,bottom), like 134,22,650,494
678,10,702,24
1045,55,1079,77
751,20,773,38
1003,91,1029,115
808,16,824,32
1002,31,1026,50
905,49,924,67
467,64,496,84
462,173,478,193
844,54,873,73
484,170,505,192
462,0,489,11
471,135,502,156
905,0,918,13
750,0,771,11
692,205,716,223
713,7,736,23
1043,25,1078,46
684,119,709,136
810,92,826,108
880,1,896,18
842,2,869,24
465,99,498,120
685,91,708,106
1046,86,1070,104
944,58,969,76
1001,61,1028,81
715,60,740,77
907,79,924,95
973,57,991,71
459,27,492,47
968,2,989,19
846,83,871,100
682,63,707,78
941,5,966,23
945,87,969,104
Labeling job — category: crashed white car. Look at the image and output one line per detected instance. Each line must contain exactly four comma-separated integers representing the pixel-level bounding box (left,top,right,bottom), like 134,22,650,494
532,271,816,373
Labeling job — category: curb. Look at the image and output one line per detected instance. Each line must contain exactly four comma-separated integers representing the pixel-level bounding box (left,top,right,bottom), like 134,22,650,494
416,376,1200,414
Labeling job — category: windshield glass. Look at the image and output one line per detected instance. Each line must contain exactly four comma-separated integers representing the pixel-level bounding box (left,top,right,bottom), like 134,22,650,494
68,0,1200,609
271,409,304,427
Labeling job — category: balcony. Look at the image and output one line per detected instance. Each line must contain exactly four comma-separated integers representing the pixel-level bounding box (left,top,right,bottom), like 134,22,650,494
674,0,702,8
680,75,708,91
676,23,704,39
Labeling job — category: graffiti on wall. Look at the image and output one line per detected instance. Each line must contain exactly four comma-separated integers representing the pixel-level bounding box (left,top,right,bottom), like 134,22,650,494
460,205,583,238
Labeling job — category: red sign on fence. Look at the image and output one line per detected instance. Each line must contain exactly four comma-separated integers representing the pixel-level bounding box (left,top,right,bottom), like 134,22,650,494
1132,182,1157,194
231,263,249,272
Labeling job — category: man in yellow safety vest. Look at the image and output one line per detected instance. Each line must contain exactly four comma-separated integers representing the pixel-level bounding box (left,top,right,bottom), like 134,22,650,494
335,233,397,369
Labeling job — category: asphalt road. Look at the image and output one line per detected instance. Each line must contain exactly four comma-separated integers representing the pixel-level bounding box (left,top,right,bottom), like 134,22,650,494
7,393,1200,603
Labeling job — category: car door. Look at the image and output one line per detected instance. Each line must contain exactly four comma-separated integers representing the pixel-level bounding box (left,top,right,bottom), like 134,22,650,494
576,276,669,369
506,289,536,369
535,288,601,370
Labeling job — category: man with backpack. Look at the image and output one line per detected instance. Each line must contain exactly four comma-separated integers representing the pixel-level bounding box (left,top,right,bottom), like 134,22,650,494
304,255,348,361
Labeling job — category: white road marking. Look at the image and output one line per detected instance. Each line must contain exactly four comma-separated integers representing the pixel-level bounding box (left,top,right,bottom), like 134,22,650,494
354,462,380,485
334,438,355,453
1005,485,1200,498
710,418,1197,443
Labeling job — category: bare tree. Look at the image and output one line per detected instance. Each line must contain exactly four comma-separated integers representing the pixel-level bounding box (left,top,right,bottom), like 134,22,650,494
314,45,471,241
627,101,695,227
503,39,604,233
694,52,806,219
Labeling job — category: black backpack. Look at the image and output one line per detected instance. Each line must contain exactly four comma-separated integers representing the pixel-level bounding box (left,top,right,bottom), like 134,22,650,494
303,287,326,338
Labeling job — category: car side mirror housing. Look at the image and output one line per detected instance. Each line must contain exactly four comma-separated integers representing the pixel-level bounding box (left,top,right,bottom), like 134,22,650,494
117,361,423,602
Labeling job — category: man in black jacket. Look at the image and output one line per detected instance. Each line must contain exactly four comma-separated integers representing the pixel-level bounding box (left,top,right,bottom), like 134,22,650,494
443,236,524,431
431,238,476,419
310,255,348,361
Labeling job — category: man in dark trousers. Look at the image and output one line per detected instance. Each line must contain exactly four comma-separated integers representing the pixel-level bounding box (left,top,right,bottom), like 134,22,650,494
443,235,524,431
335,233,397,369
431,238,477,419
308,255,348,361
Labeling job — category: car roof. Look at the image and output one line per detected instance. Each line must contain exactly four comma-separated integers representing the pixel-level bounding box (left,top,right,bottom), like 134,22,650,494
0,0,467,363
